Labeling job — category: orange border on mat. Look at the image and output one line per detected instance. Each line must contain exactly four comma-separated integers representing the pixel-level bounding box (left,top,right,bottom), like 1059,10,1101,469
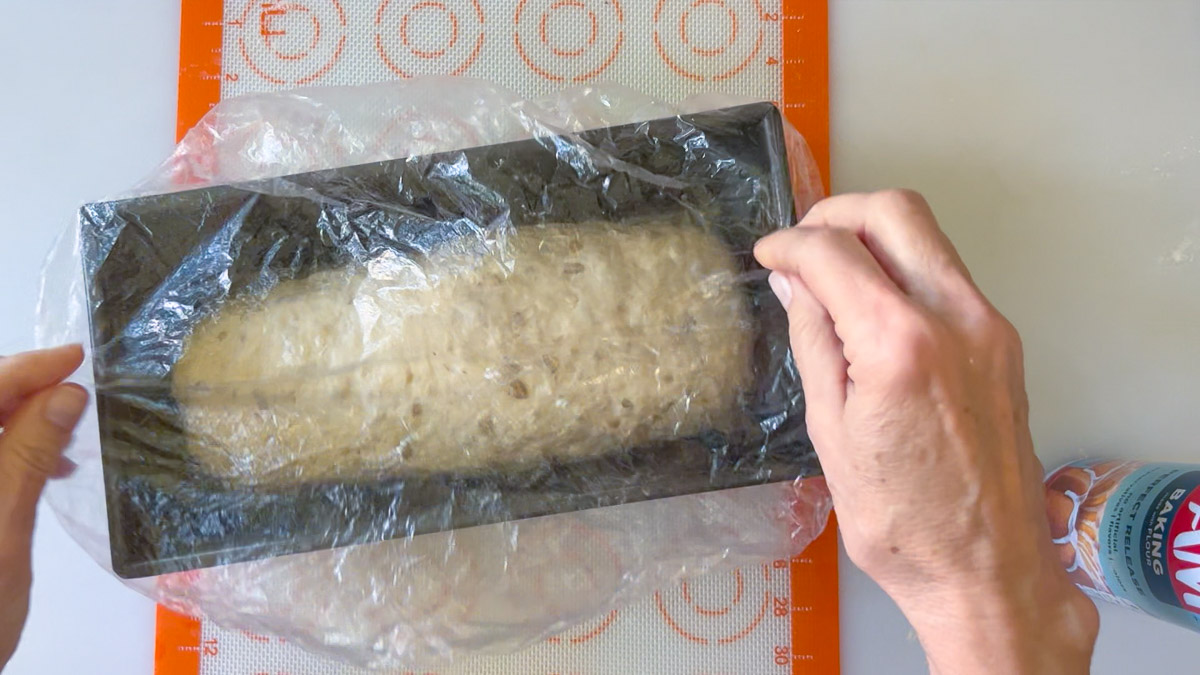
791,513,839,674
177,0,225,142
781,0,830,194
155,605,202,675
782,2,834,670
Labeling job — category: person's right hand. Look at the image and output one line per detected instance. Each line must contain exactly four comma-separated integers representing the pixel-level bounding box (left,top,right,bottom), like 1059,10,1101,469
755,191,1098,674
0,345,88,670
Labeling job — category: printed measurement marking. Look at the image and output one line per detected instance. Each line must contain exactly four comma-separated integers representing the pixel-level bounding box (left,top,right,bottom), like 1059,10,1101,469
773,596,789,617
774,644,790,666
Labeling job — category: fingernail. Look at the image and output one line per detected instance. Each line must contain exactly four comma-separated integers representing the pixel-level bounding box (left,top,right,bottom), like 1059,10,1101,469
768,272,792,308
44,385,88,431
52,456,78,479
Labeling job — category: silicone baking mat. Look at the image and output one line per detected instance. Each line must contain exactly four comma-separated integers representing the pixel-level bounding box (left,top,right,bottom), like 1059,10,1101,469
156,516,838,675
176,0,830,189
159,0,834,672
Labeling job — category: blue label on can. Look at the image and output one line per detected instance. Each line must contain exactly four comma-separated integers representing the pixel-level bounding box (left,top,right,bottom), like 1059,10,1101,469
1090,462,1200,627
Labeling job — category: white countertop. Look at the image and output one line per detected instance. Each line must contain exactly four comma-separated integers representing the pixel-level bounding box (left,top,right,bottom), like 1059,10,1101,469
1,1,1197,673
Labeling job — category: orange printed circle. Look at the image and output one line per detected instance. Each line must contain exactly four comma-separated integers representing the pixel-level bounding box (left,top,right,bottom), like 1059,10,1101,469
514,0,624,83
652,0,763,82
654,565,772,645
375,0,485,77
546,609,619,646
400,1,459,59
235,0,348,86
681,0,738,57
540,0,598,57
263,3,321,61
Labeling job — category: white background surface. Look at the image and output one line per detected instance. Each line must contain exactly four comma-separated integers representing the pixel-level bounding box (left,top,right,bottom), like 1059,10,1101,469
0,1,1197,673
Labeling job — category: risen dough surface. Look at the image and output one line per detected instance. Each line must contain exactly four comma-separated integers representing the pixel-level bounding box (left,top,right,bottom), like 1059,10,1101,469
172,223,753,485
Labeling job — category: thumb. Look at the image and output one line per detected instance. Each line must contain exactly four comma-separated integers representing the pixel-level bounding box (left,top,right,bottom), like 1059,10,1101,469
0,384,88,543
0,384,86,672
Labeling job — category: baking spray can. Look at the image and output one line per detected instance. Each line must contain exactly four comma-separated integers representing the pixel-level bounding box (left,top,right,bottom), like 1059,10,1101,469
1046,460,1200,630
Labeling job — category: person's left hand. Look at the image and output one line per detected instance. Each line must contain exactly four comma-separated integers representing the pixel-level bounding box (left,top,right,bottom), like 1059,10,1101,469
0,345,88,670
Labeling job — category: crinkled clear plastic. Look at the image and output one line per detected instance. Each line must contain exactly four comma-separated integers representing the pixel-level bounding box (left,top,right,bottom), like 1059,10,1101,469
36,79,829,668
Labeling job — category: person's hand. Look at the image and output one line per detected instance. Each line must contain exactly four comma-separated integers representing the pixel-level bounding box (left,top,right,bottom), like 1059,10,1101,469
755,191,1098,674
0,345,88,670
